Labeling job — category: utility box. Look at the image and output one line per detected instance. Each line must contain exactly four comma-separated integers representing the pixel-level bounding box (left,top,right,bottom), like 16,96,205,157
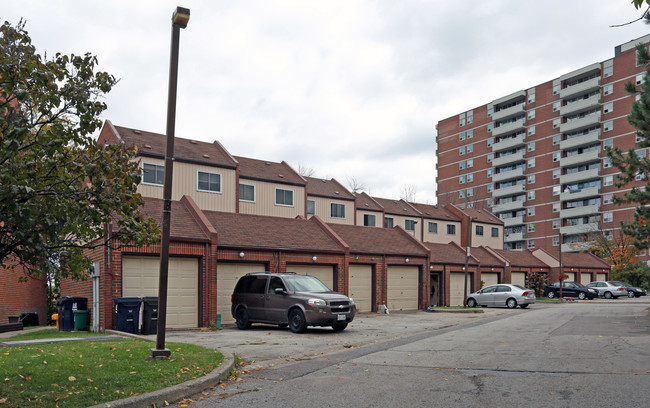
141,297,158,335
113,297,142,334
57,297,88,332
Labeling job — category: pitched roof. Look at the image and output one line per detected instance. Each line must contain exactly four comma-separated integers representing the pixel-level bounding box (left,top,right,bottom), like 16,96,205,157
559,252,611,269
355,192,383,212
328,224,428,256
409,202,461,221
111,124,237,168
470,246,503,267
372,197,422,217
204,211,343,252
305,177,355,200
234,156,305,186
446,204,503,225
136,197,210,241
490,248,548,268
425,242,477,265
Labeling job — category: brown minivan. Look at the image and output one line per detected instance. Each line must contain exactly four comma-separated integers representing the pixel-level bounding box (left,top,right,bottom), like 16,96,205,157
231,272,356,333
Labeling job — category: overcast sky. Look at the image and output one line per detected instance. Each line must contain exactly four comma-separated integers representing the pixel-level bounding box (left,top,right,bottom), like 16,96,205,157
3,1,648,203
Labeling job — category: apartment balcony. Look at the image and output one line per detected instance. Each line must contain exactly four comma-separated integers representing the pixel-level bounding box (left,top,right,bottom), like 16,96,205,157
562,242,592,253
560,204,600,219
503,216,525,228
559,168,600,185
559,186,600,202
560,150,600,168
492,117,526,137
559,93,601,117
505,231,524,242
560,222,599,236
492,167,525,183
559,130,601,150
492,183,525,198
559,112,601,134
492,200,525,214
559,77,601,99
493,150,526,168
492,133,526,153
491,103,526,122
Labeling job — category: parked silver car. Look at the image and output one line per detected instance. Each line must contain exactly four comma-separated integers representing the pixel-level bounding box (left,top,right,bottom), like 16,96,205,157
466,284,536,309
586,281,628,299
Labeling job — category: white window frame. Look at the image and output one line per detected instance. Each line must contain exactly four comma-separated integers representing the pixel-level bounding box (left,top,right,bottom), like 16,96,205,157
603,211,613,223
240,183,256,202
275,188,295,207
364,213,376,227
197,170,222,193
142,162,165,186
331,202,346,218
604,175,613,186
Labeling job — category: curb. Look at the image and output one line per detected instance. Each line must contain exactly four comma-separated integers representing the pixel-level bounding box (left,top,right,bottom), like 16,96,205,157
89,353,235,408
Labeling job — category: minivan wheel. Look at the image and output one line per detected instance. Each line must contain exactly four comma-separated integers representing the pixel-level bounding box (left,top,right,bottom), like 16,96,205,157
331,322,348,332
235,308,251,330
289,309,307,333
506,298,517,309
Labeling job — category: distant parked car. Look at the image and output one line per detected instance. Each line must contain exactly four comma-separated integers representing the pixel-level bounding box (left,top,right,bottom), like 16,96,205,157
608,281,648,298
543,281,598,300
586,281,628,299
466,284,536,309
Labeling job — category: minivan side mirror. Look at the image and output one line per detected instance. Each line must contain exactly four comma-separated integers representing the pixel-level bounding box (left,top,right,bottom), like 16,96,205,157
274,287,287,295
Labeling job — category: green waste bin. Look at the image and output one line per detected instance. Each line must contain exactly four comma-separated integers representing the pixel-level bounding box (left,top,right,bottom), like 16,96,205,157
73,309,90,331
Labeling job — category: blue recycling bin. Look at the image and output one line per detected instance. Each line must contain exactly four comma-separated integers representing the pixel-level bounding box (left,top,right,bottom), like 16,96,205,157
113,297,142,334
56,297,88,332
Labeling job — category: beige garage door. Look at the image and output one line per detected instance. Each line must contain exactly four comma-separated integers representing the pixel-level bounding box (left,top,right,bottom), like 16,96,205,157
450,272,467,307
123,256,198,329
482,272,499,287
511,272,526,287
387,266,419,311
597,273,607,281
580,273,592,285
564,272,576,282
217,263,267,324
286,265,335,290
349,264,372,313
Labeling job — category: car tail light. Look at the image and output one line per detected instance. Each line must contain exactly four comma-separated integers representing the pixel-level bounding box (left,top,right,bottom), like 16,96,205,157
618,287,625,291
522,291,529,296
231,294,234,304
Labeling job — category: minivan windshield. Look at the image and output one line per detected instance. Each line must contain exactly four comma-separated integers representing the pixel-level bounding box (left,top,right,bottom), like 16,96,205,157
284,275,331,292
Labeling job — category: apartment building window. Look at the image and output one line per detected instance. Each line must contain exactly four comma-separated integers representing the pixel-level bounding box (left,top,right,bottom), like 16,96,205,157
459,161,466,170
528,141,535,152
553,83,561,94
459,131,466,141
603,102,613,114
603,84,613,95
636,73,645,84
487,153,493,163
459,190,465,198
467,188,474,197
603,193,614,205
528,109,536,120
528,191,535,200
197,171,221,193
528,158,535,168
487,137,494,147
459,113,466,126
405,219,417,231
467,129,474,139
528,126,535,136
447,224,456,235
553,101,561,112
603,120,613,132
467,159,474,168
240,183,255,202
275,188,294,206
528,174,535,184
553,152,561,162
364,214,376,226
487,169,493,178
636,170,645,181
552,236,560,246
428,222,438,233
476,225,484,236
552,219,560,229
528,239,536,249
528,207,535,216
604,65,613,78
331,203,345,218
491,227,499,238
459,146,466,155
553,134,561,145
487,183,493,193
467,111,474,124
553,169,560,179
528,223,535,233
142,163,164,185
553,186,561,195
488,106,494,116
467,144,473,153
528,89,536,104
488,123,494,132
603,211,613,223
603,157,611,168
637,148,647,159
459,175,465,184
467,173,474,183
385,217,394,228
553,203,560,212
604,175,613,186
603,139,613,149
307,200,315,216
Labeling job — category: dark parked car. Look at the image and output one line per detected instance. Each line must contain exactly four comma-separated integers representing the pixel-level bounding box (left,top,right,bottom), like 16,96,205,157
231,272,356,333
609,281,648,298
543,281,598,300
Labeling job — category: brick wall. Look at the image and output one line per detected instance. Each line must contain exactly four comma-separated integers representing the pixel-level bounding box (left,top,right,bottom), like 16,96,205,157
0,265,48,325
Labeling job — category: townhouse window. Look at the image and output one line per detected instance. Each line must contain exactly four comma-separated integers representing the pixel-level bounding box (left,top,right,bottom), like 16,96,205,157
527,239,536,249
459,175,465,184
143,163,164,185
364,214,376,227
528,158,535,168
491,227,499,238
528,141,535,152
459,146,466,155
552,219,560,229
447,224,456,235
240,183,255,202
197,171,221,193
331,203,346,218
405,219,417,231
428,222,438,233
467,173,474,183
385,217,394,228
476,225,484,236
603,211,613,223
307,200,315,216
528,207,535,216
604,175,613,186
275,188,294,206
603,84,613,95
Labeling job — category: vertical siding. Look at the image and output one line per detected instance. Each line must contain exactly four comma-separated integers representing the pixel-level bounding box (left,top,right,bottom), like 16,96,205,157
356,210,383,227
310,196,354,225
423,221,461,244
472,223,503,249
239,180,305,218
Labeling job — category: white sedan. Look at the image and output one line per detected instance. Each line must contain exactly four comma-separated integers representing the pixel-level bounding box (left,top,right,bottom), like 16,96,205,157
467,284,536,309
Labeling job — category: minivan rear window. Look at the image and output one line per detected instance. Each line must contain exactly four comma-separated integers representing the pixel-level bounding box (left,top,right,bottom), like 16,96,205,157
235,276,267,294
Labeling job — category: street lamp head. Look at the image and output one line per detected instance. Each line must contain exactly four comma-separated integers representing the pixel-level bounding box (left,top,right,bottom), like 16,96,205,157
172,6,190,28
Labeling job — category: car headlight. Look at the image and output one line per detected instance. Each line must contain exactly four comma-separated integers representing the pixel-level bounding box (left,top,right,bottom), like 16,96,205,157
348,298,355,305
589,289,597,293
308,298,326,306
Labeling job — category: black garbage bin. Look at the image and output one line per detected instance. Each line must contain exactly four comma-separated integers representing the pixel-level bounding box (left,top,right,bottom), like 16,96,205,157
20,312,39,327
56,297,88,332
113,297,142,334
141,297,158,335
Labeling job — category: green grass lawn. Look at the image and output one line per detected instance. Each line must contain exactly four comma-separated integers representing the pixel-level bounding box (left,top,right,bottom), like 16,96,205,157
0,329,223,408
3,328,107,342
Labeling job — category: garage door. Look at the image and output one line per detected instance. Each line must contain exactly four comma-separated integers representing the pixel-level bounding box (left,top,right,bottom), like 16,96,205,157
349,264,373,313
597,273,607,281
217,263,266,324
387,266,419,311
580,273,592,285
511,272,526,287
123,256,198,329
286,265,335,290
450,272,466,307
482,272,499,287
564,272,576,282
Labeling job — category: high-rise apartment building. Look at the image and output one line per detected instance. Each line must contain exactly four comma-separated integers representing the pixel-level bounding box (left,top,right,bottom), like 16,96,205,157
436,34,650,257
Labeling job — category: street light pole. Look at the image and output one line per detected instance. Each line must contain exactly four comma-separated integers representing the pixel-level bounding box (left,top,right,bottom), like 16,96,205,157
558,231,563,299
152,6,190,360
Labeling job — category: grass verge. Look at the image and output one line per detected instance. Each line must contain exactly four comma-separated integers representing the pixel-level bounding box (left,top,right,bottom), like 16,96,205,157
2,328,107,342
0,330,223,408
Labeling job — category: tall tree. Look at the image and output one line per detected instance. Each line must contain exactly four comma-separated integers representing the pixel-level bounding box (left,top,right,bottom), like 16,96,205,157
0,21,158,281
606,42,650,251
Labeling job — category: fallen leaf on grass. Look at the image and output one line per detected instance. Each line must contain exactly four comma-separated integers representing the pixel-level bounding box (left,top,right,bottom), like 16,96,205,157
68,376,76,382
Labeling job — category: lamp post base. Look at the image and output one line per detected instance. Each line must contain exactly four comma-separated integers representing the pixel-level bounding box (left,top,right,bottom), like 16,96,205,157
150,348,171,359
